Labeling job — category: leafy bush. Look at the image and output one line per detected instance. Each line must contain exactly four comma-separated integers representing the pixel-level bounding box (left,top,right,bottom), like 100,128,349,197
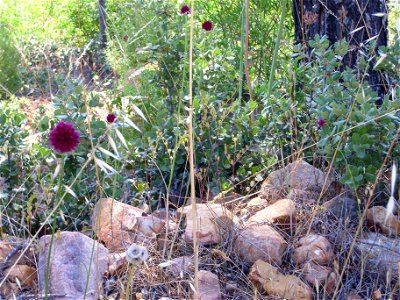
0,23,20,97
264,35,400,190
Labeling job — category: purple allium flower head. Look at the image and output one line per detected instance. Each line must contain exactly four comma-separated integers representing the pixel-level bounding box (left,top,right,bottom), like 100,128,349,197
49,121,80,153
317,119,326,128
202,20,213,31
180,4,190,15
106,113,117,123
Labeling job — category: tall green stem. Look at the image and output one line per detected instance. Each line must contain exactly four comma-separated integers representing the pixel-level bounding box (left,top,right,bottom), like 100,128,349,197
45,156,65,300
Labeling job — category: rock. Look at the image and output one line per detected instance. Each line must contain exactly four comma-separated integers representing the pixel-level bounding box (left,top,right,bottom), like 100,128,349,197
136,215,166,239
92,198,165,251
287,189,319,204
0,239,32,266
92,198,144,250
301,261,337,293
322,196,359,222
177,204,237,245
4,265,37,288
249,259,313,300
243,197,268,214
355,232,400,279
162,256,194,278
197,270,222,300
260,160,331,202
247,198,296,229
347,290,363,300
38,231,108,300
294,234,334,266
234,224,287,265
108,252,127,275
366,206,400,236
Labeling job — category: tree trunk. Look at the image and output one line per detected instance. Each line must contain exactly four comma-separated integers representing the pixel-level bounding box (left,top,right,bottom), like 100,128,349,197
292,0,389,101
98,0,107,51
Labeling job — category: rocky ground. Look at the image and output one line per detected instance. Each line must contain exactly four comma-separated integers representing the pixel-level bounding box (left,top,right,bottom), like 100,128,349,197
0,160,399,299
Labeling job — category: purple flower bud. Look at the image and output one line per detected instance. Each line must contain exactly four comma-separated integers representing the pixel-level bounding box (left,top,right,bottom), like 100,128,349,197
49,121,80,153
317,119,326,128
180,4,190,15
202,20,213,31
106,113,117,123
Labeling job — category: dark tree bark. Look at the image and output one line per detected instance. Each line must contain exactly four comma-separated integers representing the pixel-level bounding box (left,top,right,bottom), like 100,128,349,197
292,0,389,100
98,0,107,50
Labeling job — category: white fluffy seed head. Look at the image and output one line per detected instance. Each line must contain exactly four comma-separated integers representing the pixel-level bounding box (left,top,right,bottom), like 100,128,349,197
126,243,149,265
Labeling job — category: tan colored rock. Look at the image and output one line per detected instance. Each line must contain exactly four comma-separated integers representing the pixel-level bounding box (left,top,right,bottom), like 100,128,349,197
136,215,166,238
287,189,319,204
92,198,144,250
38,231,108,300
92,198,165,251
243,197,268,214
294,234,334,266
302,261,337,293
0,239,32,266
197,270,222,300
234,224,287,265
249,259,313,300
247,198,296,228
356,232,400,278
108,252,127,275
366,206,400,236
260,160,330,202
177,204,236,244
4,265,37,288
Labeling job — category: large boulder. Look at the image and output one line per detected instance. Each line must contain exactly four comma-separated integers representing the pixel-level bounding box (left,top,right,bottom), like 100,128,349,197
92,198,165,250
234,224,287,265
249,259,313,300
177,204,237,245
260,160,331,202
38,231,108,300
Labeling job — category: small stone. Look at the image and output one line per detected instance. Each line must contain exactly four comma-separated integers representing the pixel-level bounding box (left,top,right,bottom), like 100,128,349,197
249,259,313,300
234,224,287,265
177,204,237,245
197,270,222,300
366,206,400,236
243,197,268,214
108,252,127,275
247,198,296,228
294,234,334,266
4,265,37,288
38,231,108,300
302,261,337,293
347,290,363,300
163,256,194,278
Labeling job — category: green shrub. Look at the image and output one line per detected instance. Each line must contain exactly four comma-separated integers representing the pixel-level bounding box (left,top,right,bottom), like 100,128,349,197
0,23,20,97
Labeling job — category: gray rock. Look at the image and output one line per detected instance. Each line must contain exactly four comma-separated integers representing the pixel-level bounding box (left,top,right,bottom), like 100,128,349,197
323,196,359,222
38,231,108,300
